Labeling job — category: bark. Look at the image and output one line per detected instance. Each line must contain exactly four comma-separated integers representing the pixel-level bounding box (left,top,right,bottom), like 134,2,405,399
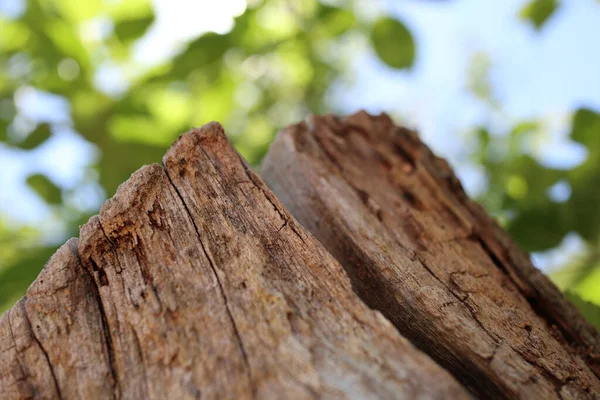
0,122,470,399
261,111,600,399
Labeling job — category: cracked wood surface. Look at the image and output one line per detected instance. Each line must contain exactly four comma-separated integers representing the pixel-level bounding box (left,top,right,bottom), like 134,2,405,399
262,111,600,399
0,122,470,399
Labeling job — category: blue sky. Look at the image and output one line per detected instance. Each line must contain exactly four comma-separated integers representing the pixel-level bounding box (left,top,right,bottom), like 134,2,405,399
336,0,600,167
1,0,599,268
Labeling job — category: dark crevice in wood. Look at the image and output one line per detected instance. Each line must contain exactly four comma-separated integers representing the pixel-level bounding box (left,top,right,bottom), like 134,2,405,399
392,139,417,169
98,219,117,248
402,188,426,211
236,152,306,245
130,324,150,395
68,240,118,400
162,163,256,399
471,234,534,297
6,308,35,398
20,302,63,400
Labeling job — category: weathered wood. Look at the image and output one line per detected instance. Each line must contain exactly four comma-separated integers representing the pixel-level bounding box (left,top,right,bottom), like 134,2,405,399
0,239,115,399
261,111,600,399
0,122,470,399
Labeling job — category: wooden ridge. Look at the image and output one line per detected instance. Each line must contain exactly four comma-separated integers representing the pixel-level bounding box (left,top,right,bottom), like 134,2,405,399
0,122,469,400
262,111,600,399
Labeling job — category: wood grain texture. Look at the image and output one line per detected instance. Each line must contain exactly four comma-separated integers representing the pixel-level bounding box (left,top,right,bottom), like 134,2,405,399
0,238,115,399
261,111,600,399
0,122,469,399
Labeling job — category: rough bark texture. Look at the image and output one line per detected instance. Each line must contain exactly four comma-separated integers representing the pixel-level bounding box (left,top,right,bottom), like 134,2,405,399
0,122,470,399
261,111,600,400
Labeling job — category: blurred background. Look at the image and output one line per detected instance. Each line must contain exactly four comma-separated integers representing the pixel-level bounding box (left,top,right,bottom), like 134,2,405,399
0,0,599,326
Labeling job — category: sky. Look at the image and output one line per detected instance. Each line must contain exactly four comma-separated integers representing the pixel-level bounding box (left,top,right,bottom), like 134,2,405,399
336,0,599,175
1,0,599,269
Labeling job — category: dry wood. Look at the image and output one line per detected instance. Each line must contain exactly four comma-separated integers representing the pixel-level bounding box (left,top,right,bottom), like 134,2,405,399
262,111,600,399
0,122,470,399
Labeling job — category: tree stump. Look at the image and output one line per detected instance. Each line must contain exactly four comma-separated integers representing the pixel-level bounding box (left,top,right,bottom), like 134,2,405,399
0,122,470,399
261,111,600,399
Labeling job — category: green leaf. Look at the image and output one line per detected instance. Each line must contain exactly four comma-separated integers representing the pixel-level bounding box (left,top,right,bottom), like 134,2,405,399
567,107,600,241
0,246,58,313
114,16,155,44
567,169,600,241
499,155,565,208
477,127,490,148
16,123,51,150
570,108,600,154
507,202,568,252
26,174,62,205
169,33,230,79
519,0,559,30
370,16,415,70
511,120,540,136
0,20,30,53
44,19,91,70
564,291,600,331
55,0,103,22
572,265,600,305
109,0,153,20
315,5,356,37
492,152,570,252
0,120,8,142
98,140,165,197
466,52,495,104
108,114,175,147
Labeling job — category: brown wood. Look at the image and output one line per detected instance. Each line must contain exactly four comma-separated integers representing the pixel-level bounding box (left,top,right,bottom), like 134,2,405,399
0,122,469,399
261,111,600,399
